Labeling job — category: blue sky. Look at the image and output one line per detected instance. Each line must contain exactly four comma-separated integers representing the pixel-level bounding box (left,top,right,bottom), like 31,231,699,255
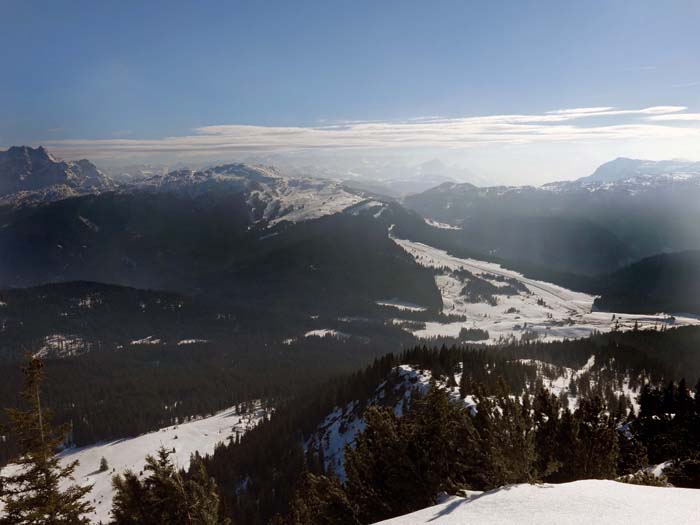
2,0,699,182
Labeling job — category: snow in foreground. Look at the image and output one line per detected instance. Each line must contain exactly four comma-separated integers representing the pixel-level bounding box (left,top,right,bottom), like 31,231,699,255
374,480,700,525
391,235,700,343
1,403,265,524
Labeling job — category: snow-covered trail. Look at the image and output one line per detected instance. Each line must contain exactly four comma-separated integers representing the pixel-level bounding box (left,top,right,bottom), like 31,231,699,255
374,480,700,524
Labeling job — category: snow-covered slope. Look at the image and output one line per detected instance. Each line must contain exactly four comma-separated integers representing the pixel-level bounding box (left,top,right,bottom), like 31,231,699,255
374,480,700,524
307,365,463,479
390,234,700,343
1,403,266,524
138,163,368,226
307,353,641,482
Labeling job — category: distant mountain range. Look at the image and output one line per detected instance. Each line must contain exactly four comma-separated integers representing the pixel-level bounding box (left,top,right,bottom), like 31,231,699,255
582,156,700,183
2,146,700,321
0,148,442,332
404,157,700,275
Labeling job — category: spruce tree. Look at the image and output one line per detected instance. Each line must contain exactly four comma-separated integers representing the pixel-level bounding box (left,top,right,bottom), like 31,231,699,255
533,388,563,479
572,397,619,479
472,380,537,488
286,471,357,525
0,357,93,524
111,446,229,524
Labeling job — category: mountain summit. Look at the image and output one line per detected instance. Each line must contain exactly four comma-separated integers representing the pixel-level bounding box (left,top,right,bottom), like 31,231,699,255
0,145,115,204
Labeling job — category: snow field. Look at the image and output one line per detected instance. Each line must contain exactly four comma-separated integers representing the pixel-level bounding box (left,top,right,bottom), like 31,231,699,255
373,479,700,524
1,403,266,524
390,235,700,343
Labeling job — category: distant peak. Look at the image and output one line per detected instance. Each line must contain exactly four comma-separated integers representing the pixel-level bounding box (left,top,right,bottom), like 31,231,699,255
4,145,53,160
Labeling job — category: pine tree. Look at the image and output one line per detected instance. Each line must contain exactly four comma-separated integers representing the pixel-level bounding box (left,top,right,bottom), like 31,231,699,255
286,471,357,525
99,457,109,472
617,431,648,476
344,385,478,523
459,366,470,399
343,406,404,523
571,397,619,479
472,380,537,488
111,446,229,524
533,388,563,479
0,357,93,524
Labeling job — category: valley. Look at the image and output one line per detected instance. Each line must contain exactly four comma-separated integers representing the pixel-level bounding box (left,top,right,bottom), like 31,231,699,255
389,234,700,342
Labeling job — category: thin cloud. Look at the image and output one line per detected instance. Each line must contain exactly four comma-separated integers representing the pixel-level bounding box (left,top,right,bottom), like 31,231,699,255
647,113,700,122
623,65,657,72
547,107,615,115
40,105,699,158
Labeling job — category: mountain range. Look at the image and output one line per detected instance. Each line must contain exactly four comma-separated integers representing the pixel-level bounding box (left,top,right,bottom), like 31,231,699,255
0,147,700,354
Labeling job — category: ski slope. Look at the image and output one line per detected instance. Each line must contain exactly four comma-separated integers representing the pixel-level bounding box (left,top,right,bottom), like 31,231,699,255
374,480,700,524
1,403,266,524
391,236,700,343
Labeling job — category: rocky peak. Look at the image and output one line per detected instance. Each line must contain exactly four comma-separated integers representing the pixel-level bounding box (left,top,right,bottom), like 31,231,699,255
0,145,116,202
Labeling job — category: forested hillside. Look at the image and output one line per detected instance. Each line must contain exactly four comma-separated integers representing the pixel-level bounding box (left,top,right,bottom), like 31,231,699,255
594,251,700,314
197,327,700,524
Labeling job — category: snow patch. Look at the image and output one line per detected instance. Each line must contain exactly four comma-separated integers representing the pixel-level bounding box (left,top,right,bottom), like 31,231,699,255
130,336,161,345
376,299,427,312
35,334,89,358
424,217,462,230
304,329,351,339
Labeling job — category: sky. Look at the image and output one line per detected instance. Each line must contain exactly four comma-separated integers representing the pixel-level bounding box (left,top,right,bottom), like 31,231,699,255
1,0,699,184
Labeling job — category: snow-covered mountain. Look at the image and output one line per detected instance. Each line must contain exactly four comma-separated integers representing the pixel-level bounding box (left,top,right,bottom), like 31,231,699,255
403,157,700,275
544,157,700,194
136,162,370,226
582,157,700,184
232,154,485,197
0,146,116,207
374,480,700,524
